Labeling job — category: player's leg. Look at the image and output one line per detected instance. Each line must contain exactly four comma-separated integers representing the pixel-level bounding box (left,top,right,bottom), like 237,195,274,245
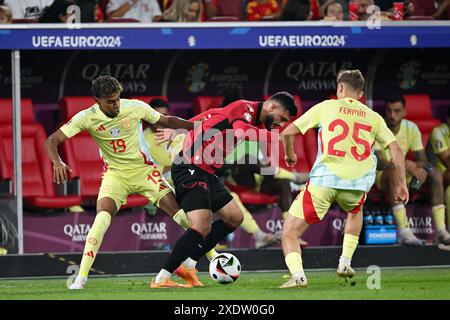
379,169,425,246
230,192,281,249
444,169,450,233
70,173,125,289
152,163,215,288
261,177,309,247
426,168,450,244
179,182,242,271
335,190,366,279
280,182,335,288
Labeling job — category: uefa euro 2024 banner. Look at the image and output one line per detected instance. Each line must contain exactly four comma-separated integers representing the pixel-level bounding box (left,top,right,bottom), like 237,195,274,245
0,48,449,111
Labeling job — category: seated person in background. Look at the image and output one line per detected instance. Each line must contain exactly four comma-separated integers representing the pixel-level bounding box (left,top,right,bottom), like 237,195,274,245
433,0,450,19
0,4,12,23
163,0,202,22
162,0,216,21
319,0,348,19
247,0,281,21
427,107,450,237
375,93,450,246
322,0,344,20
280,0,311,21
107,0,163,22
5,0,54,20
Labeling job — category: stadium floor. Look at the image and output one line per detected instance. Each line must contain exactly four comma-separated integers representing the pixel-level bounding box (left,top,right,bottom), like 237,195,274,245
1,268,449,300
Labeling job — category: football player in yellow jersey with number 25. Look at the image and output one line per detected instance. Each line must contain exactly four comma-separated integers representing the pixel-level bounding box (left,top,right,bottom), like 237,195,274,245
279,70,409,288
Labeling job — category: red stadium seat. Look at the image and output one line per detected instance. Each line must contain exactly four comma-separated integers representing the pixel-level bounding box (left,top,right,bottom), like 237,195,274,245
193,96,224,115
59,97,148,208
406,16,435,20
226,182,279,205
12,19,38,23
0,125,81,209
403,94,441,146
0,99,35,124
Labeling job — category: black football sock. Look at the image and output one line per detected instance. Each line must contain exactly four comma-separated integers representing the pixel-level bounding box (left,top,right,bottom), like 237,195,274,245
162,228,204,273
190,220,236,261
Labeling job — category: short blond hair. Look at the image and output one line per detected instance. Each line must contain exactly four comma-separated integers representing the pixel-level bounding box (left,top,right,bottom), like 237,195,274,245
0,5,12,23
337,69,365,92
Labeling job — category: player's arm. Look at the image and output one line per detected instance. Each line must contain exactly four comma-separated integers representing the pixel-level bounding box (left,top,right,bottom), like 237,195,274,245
388,141,409,204
437,149,450,169
281,123,301,167
156,115,194,131
405,150,428,183
375,149,395,170
45,129,73,184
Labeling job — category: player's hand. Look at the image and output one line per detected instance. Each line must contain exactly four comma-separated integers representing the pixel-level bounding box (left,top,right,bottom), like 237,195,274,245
394,183,410,205
410,166,428,183
285,153,297,167
52,160,73,184
155,128,174,145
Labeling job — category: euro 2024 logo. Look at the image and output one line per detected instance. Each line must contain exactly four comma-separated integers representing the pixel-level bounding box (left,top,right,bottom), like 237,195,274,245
398,60,420,90
186,63,210,93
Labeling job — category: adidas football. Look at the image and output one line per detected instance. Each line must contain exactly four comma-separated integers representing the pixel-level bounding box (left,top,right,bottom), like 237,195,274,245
209,253,241,284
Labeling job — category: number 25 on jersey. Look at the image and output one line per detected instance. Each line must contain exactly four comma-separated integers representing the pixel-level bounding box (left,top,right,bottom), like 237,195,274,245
327,119,372,161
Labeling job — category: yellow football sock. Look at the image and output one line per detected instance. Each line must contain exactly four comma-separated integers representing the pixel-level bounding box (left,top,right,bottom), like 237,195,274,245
432,205,446,230
393,204,409,230
275,167,295,180
285,252,303,275
445,187,450,229
172,209,190,229
79,211,111,277
206,249,218,261
231,192,260,234
342,233,359,260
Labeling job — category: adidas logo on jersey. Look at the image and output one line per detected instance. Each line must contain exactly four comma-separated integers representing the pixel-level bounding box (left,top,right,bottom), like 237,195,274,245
96,125,106,132
84,251,95,258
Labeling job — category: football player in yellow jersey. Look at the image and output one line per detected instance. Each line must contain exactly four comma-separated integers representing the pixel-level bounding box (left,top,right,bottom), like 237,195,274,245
375,94,450,246
279,70,408,288
46,76,201,289
428,108,450,235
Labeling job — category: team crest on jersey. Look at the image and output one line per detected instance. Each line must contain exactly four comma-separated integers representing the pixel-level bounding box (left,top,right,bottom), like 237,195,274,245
244,112,252,122
110,128,120,138
121,117,132,130
436,140,443,149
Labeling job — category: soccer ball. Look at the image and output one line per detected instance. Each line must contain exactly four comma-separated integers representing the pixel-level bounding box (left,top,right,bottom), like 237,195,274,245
209,253,241,284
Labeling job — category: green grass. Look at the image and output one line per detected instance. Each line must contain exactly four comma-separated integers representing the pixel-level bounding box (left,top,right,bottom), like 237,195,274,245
1,268,449,300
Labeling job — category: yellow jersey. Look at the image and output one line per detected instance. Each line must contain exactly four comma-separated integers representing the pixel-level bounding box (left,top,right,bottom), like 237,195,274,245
294,98,396,192
60,99,161,172
143,128,172,169
428,123,450,173
375,119,423,161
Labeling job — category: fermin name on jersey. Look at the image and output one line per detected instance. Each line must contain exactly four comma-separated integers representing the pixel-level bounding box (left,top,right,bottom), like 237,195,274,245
339,107,366,118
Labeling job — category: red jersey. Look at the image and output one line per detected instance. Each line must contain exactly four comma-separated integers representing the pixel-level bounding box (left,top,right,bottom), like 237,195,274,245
181,100,273,174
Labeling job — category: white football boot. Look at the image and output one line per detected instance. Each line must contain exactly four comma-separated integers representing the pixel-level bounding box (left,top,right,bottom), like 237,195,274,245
69,276,87,290
280,274,308,288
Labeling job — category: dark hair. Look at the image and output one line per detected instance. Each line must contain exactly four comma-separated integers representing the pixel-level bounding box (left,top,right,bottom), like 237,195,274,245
385,93,406,107
149,98,169,109
39,0,74,23
281,0,310,21
268,92,297,117
91,76,122,98
337,70,365,93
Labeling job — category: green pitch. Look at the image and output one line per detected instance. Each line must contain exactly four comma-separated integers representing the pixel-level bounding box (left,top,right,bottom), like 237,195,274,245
1,268,449,300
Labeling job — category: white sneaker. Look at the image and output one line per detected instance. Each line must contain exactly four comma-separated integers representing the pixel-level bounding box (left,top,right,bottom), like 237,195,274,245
398,229,427,246
69,276,87,290
435,229,450,245
336,264,356,279
280,274,307,288
255,232,281,249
